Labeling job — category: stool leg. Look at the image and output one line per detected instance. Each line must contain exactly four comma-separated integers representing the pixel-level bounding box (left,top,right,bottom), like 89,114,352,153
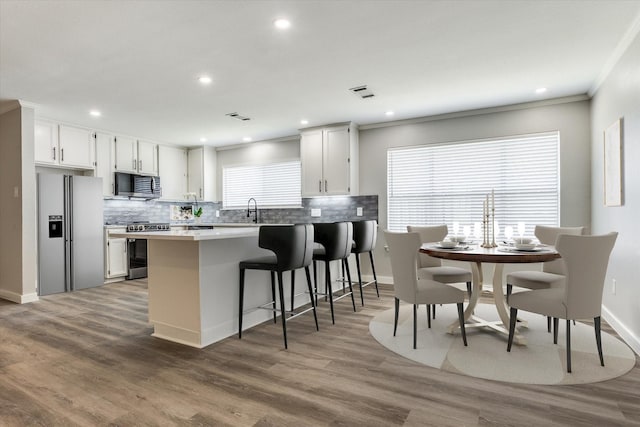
344,259,356,311
341,260,346,293
326,262,335,324
290,270,295,313
369,251,379,297
277,271,288,349
313,260,318,306
355,253,364,306
270,271,277,323
239,267,245,339
305,266,319,331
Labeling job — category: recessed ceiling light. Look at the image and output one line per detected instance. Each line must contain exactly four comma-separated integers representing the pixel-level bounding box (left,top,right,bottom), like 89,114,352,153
535,87,547,94
385,111,395,116
198,76,212,84
200,137,207,143
300,119,309,125
274,18,291,29
243,137,252,142
89,110,101,117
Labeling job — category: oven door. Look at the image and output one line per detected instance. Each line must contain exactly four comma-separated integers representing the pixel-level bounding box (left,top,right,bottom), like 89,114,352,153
126,238,148,279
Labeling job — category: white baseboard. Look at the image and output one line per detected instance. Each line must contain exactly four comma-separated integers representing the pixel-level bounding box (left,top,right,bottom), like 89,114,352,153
0,289,39,304
602,305,640,356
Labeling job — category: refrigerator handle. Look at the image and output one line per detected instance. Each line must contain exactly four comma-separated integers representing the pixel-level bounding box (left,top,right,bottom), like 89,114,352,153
64,176,73,292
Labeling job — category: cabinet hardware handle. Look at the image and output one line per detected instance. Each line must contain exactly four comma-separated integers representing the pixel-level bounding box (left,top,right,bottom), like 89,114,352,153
319,180,322,192
132,159,136,170
139,160,142,170
61,148,64,162
52,147,56,160
200,188,202,199
325,180,328,193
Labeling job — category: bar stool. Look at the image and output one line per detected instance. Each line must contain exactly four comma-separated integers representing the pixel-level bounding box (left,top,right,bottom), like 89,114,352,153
313,222,357,324
350,220,379,306
238,224,318,349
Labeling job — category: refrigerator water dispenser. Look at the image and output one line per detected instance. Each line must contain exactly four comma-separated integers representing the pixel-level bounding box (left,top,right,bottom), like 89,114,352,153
48,215,63,238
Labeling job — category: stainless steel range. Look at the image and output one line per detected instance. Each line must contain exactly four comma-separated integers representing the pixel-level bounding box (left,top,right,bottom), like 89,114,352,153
125,222,170,279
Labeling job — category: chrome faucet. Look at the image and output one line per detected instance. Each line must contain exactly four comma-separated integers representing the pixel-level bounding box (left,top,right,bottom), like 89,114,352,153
247,197,258,224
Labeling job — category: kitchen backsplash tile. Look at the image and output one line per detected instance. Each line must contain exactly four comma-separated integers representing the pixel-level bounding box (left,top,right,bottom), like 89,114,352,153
104,195,378,225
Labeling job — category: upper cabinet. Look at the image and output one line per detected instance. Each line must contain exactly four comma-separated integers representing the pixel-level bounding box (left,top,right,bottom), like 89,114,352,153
94,132,115,197
187,146,216,201
300,122,359,196
34,120,95,169
114,136,158,176
158,145,188,200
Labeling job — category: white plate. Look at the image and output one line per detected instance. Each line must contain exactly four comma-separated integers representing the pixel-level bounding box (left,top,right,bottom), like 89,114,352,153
498,247,546,253
435,245,470,250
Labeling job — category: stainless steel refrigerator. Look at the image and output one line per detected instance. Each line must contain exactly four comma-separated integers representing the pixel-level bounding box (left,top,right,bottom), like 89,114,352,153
37,174,104,296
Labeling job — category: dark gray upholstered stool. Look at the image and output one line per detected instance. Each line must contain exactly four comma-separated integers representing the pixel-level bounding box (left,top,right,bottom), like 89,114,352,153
238,224,318,349
350,220,379,305
312,222,357,324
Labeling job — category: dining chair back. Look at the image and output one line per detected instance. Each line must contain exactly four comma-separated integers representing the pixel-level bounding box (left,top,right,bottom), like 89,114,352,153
535,225,584,275
407,225,448,268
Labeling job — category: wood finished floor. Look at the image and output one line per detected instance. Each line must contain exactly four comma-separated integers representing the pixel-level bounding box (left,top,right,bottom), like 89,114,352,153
1,280,639,427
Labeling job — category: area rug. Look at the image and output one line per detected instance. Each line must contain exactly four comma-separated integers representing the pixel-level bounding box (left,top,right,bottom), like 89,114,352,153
369,303,637,385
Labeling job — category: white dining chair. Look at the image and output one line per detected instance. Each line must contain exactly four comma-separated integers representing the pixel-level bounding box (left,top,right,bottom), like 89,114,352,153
407,225,472,319
507,232,617,373
506,225,584,332
384,230,468,349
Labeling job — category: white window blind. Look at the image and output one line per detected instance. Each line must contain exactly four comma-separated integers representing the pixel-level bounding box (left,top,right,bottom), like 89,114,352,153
387,132,560,235
223,160,302,208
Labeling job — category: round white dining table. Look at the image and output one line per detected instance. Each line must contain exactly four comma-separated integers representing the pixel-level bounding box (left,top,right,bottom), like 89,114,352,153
420,243,560,345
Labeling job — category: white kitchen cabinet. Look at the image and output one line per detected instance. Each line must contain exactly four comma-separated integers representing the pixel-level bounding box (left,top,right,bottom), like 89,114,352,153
94,132,115,197
114,136,158,176
105,228,128,280
300,122,359,196
188,146,216,201
34,121,95,169
158,145,188,200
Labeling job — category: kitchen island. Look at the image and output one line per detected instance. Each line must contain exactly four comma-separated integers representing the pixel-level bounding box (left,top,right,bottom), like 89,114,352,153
111,227,311,348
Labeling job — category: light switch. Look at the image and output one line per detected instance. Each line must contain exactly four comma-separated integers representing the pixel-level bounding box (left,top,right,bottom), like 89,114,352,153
14,186,19,198
356,207,363,216
311,208,321,217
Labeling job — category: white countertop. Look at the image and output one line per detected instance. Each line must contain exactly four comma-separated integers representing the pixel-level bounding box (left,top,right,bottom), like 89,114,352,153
109,227,259,241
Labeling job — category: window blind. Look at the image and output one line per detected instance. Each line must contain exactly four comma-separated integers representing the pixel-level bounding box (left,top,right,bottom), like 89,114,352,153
387,132,560,236
223,160,302,208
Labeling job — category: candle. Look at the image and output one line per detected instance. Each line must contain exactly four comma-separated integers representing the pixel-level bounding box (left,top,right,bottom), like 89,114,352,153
491,189,495,212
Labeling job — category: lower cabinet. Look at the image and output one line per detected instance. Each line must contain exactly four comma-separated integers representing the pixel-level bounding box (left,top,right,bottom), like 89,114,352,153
105,228,128,280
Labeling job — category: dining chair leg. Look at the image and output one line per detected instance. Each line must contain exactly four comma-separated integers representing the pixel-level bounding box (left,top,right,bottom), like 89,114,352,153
344,259,357,312
547,316,551,333
355,253,365,306
326,262,335,324
506,284,513,301
290,270,295,313
426,304,431,328
566,319,572,373
413,304,417,349
466,281,472,297
305,266,319,331
507,307,518,352
432,304,436,319
594,316,604,366
393,297,400,336
238,268,245,339
277,271,288,349
369,251,380,297
271,271,277,323
457,303,468,346
553,317,559,344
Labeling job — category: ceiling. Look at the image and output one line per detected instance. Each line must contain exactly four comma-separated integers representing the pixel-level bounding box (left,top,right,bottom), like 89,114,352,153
1,0,639,147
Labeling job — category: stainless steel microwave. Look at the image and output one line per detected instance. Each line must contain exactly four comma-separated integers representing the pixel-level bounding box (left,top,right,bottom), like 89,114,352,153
114,172,161,199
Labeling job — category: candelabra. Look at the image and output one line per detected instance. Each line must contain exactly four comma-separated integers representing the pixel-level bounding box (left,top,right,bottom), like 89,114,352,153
481,191,497,248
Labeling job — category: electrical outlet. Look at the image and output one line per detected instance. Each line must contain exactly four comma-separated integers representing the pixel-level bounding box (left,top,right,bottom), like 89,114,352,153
311,208,321,217
356,207,363,216
215,210,220,218
612,278,616,294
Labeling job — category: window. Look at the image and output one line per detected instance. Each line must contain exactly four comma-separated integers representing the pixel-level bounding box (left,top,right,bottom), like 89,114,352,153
223,160,302,208
387,132,559,236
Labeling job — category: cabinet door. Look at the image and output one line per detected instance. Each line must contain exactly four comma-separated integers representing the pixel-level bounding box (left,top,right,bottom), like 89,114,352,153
114,135,138,173
137,140,158,176
95,132,114,196
34,120,58,164
59,125,94,169
323,126,351,195
159,145,187,200
106,237,128,278
188,147,204,200
300,130,324,196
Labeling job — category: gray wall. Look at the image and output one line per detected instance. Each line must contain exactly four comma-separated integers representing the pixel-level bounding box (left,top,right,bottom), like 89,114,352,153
359,99,592,279
590,31,640,354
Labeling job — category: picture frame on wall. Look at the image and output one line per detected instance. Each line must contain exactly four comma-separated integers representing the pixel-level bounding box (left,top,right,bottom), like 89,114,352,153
604,118,623,207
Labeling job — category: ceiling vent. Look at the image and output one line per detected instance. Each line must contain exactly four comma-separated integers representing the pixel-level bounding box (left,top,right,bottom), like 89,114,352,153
349,85,375,99
226,112,251,121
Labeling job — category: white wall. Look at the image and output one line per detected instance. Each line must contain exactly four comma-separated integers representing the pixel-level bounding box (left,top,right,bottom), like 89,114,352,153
591,31,640,354
359,99,592,279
